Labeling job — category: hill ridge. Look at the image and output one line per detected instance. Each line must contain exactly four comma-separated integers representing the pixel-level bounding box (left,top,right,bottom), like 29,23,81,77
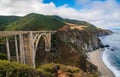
0,13,96,31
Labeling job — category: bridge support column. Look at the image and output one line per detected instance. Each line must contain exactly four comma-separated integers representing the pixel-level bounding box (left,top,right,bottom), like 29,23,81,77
48,32,51,51
15,35,19,62
29,32,35,68
19,34,25,64
45,32,51,52
6,37,11,61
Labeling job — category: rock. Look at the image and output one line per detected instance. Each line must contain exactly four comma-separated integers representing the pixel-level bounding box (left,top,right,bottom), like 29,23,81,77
35,29,106,77
110,48,114,51
97,28,113,36
100,44,110,48
105,44,110,47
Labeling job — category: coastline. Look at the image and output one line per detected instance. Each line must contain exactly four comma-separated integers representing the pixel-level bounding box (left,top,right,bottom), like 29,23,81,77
87,49,115,77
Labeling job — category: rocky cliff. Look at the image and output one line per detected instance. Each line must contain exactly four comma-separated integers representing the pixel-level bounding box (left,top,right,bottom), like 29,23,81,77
96,28,113,36
35,28,112,77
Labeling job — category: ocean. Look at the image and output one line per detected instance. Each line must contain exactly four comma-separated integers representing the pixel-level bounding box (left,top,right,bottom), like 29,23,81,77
100,30,120,77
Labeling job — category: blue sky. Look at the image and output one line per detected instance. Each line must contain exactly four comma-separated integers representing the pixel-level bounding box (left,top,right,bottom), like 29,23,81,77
0,0,120,29
43,0,107,9
43,0,76,8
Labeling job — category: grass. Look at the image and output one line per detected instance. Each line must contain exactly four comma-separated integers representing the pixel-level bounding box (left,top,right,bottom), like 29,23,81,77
0,13,97,31
5,13,65,31
0,16,20,31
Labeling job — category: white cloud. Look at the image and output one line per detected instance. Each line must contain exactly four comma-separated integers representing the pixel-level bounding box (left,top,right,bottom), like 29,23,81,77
0,0,43,15
0,0,120,29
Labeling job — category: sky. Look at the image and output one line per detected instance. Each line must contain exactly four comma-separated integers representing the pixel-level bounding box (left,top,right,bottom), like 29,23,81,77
0,0,120,29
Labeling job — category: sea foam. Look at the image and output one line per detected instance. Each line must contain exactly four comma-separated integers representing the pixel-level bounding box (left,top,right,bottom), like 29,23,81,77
101,30,120,77
102,48,120,77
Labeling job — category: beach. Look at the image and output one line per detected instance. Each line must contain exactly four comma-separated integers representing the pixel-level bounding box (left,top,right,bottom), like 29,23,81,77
87,49,115,77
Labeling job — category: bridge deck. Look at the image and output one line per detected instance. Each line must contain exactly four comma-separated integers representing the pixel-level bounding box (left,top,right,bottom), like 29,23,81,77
0,31,56,38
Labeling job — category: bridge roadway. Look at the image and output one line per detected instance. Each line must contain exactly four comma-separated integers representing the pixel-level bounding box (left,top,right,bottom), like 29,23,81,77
0,31,56,38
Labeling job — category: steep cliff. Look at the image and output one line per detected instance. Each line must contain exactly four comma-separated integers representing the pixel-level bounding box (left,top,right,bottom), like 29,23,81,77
96,28,113,36
35,28,109,77
52,29,102,67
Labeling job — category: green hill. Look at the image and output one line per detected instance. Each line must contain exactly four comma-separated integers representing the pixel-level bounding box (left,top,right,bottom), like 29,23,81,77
0,13,97,31
64,19,96,27
0,16,20,30
6,13,66,31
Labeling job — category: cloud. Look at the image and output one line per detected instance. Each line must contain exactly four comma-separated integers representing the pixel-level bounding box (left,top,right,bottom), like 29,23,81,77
0,0,120,29
0,0,43,15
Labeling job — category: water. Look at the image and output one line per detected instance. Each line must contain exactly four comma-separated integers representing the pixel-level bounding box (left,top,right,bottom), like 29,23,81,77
100,30,120,77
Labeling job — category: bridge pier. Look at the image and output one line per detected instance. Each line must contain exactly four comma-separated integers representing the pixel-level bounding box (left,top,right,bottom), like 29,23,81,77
19,34,26,64
44,32,51,52
29,32,35,68
15,35,19,62
6,37,11,61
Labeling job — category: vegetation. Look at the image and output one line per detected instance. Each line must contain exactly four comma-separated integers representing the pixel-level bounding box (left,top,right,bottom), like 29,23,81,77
0,60,38,77
37,63,98,77
52,15,96,28
37,63,80,74
0,13,96,31
0,60,55,77
64,19,96,27
0,16,20,31
0,60,98,77
5,13,65,31
0,53,7,60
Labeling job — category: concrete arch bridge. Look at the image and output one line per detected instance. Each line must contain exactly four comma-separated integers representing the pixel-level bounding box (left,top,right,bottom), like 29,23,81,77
0,31,56,68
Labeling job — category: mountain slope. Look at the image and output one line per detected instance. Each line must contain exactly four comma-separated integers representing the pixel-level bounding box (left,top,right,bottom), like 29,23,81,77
6,13,66,31
52,15,96,28
64,19,95,27
3,13,96,31
0,16,20,30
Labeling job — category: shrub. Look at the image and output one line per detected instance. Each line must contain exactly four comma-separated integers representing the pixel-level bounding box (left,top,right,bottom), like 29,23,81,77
0,60,56,77
38,63,55,73
0,53,7,60
37,63,55,77
37,69,54,77
0,60,38,77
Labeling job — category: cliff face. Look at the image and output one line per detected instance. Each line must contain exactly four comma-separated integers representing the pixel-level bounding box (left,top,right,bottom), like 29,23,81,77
51,29,102,69
53,29,103,53
35,29,109,77
96,28,113,36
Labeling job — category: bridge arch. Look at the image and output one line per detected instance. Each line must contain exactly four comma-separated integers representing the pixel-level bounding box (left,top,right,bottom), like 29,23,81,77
33,33,51,53
33,33,51,67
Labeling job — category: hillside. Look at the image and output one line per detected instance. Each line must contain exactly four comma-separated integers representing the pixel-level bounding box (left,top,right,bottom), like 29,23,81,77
0,13,96,31
0,16,20,30
64,19,96,27
52,15,96,27
5,13,66,31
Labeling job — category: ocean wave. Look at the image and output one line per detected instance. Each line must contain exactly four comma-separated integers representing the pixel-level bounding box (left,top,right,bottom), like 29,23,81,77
102,48,120,77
